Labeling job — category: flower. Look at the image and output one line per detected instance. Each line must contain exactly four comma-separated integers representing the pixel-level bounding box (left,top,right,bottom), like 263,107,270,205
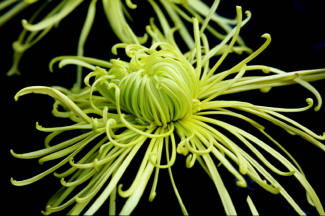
11,5,325,215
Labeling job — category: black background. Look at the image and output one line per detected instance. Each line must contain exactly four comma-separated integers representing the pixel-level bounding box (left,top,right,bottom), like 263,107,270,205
1,0,325,215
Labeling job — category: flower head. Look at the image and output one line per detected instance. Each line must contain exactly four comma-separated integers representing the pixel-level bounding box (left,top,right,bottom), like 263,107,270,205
11,5,325,215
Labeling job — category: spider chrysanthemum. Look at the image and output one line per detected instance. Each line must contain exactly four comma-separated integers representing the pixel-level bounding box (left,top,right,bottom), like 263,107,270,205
11,6,325,215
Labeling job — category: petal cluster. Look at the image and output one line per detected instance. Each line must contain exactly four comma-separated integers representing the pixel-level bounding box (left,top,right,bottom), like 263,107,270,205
7,1,325,216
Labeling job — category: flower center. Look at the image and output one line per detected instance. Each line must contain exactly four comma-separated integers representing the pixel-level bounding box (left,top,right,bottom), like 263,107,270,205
118,50,194,126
